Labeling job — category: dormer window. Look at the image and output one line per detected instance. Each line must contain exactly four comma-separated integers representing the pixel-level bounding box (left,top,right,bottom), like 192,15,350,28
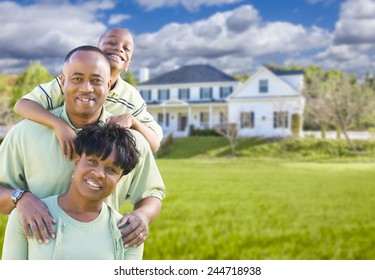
158,89,170,101
178,88,190,100
140,90,151,101
259,80,268,93
200,87,212,99
220,86,233,98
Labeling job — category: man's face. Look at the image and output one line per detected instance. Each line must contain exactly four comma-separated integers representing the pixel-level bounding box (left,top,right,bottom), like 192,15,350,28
98,29,134,73
61,51,111,123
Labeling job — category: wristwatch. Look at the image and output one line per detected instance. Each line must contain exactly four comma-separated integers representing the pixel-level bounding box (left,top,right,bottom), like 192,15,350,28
11,189,28,206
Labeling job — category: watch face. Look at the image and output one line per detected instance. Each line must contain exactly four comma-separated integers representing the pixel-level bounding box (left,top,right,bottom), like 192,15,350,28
12,190,23,203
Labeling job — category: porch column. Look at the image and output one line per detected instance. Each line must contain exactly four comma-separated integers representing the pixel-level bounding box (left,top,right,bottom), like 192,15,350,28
209,105,213,129
188,106,192,126
163,107,167,130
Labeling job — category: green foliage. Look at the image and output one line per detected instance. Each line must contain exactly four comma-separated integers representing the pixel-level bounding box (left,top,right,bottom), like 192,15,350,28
232,73,250,83
157,136,375,161
156,132,174,158
121,71,138,86
10,61,53,108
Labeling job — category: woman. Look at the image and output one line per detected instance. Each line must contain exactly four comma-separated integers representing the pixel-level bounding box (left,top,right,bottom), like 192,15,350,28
2,123,142,259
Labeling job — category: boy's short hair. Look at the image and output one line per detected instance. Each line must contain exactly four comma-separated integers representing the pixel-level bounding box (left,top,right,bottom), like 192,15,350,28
75,122,139,175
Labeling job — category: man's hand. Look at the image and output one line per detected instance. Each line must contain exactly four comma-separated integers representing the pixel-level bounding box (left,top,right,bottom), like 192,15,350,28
106,114,133,128
117,211,149,248
16,192,56,244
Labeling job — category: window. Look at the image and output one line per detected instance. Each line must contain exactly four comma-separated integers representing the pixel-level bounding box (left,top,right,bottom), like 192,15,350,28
200,112,209,128
259,80,268,93
273,111,289,128
240,112,255,128
140,90,151,101
200,87,212,99
178,88,190,100
220,86,233,98
158,89,170,101
157,113,164,125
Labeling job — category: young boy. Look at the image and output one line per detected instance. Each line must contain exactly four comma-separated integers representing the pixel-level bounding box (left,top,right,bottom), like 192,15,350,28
14,28,162,157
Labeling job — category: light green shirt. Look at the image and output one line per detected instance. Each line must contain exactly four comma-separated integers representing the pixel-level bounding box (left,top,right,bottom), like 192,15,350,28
2,195,143,260
0,105,166,209
22,77,163,141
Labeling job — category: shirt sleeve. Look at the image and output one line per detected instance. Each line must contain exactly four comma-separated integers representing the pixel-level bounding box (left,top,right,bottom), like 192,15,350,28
128,85,164,141
0,125,27,192
21,77,65,110
124,243,144,260
1,209,29,259
117,129,166,206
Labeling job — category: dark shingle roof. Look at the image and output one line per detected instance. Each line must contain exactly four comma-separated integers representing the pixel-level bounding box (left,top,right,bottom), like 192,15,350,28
138,64,237,85
270,69,305,76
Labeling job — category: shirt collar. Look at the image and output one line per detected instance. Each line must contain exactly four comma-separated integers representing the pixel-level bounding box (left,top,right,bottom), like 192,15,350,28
60,104,112,133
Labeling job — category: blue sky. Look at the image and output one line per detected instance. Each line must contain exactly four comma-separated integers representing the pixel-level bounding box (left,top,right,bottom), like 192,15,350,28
0,0,374,79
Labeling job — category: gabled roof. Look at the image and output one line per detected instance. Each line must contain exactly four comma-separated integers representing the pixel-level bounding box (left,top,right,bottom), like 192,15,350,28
138,64,237,86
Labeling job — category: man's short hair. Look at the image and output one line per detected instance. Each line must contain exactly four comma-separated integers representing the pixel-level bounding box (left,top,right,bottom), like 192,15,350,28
64,45,110,66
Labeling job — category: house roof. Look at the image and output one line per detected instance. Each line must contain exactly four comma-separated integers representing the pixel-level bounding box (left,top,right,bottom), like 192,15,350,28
269,69,305,76
138,64,237,86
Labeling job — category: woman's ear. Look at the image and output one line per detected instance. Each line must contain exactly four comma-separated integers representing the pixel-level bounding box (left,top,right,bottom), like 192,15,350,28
73,153,81,170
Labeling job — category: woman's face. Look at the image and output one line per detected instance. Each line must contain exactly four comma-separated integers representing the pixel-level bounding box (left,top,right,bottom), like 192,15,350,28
72,150,123,202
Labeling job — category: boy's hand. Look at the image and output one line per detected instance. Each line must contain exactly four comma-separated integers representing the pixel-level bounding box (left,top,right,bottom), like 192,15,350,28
54,122,76,160
106,114,133,128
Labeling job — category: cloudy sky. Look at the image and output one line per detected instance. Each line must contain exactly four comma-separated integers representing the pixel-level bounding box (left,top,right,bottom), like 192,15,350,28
0,0,374,79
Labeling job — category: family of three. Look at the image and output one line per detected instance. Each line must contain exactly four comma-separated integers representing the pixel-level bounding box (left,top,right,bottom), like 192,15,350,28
0,28,166,259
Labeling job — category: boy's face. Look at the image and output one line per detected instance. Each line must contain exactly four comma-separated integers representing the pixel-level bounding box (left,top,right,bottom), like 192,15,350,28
61,50,111,122
73,150,123,202
98,29,134,73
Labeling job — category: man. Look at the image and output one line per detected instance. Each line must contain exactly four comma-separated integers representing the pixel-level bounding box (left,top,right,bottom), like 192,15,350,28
0,46,165,248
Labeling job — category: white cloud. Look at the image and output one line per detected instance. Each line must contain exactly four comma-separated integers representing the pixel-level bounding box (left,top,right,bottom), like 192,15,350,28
135,0,243,12
0,0,114,74
334,0,375,44
132,5,332,76
108,14,131,25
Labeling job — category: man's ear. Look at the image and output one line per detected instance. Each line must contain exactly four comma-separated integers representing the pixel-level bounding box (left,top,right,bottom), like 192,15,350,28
60,74,66,87
108,78,112,90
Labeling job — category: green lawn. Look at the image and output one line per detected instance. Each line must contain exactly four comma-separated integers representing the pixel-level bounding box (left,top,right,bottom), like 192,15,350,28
1,158,375,259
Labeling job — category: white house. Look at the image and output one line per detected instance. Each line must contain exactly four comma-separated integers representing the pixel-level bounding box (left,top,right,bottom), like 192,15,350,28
137,64,305,138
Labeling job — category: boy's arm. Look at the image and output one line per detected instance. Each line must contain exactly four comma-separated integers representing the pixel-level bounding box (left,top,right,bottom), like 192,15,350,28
106,114,160,152
14,99,76,159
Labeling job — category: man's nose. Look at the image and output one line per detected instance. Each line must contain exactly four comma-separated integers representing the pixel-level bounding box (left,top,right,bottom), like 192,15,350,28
80,81,93,92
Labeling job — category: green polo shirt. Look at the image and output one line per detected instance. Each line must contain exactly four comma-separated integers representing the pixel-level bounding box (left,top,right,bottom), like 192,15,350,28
22,76,163,141
0,105,166,209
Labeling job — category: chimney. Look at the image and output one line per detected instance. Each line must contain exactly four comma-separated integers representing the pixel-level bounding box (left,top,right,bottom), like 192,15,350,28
139,67,149,83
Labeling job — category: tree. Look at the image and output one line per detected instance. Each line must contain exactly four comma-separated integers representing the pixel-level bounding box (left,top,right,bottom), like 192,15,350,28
304,70,375,150
121,71,138,85
11,61,53,108
214,123,238,157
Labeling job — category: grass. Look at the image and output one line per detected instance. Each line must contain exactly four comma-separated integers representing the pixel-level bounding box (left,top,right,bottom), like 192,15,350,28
139,158,375,259
1,138,375,259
